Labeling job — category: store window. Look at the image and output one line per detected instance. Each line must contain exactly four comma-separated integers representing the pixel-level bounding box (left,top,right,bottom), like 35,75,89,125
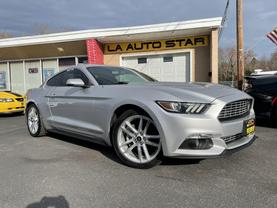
42,59,58,82
78,57,88,64
58,57,76,71
0,62,10,91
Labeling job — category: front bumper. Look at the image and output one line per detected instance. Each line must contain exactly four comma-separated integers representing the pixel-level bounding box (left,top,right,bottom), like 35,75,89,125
220,135,257,157
172,135,257,159
151,94,256,158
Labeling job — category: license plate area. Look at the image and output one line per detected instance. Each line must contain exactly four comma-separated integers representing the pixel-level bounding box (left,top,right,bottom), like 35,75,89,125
244,118,255,136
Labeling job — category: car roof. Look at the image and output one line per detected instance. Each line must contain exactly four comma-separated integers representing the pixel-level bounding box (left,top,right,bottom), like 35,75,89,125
244,74,277,80
77,64,121,68
251,71,277,76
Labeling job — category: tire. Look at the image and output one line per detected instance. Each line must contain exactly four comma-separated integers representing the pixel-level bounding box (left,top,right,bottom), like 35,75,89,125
26,104,47,137
112,110,162,169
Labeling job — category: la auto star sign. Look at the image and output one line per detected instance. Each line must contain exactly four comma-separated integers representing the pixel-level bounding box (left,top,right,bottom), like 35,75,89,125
104,35,208,54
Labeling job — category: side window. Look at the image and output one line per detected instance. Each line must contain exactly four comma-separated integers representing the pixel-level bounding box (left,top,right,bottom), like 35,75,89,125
72,69,89,85
46,69,89,87
63,70,75,86
47,71,67,86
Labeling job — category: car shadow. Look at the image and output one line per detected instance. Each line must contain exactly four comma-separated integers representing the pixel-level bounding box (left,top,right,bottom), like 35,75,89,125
161,157,203,166
48,132,123,165
26,195,69,208
0,112,24,117
48,132,202,167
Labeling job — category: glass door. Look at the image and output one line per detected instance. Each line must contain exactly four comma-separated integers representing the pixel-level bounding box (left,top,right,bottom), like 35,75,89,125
10,62,24,94
25,60,42,92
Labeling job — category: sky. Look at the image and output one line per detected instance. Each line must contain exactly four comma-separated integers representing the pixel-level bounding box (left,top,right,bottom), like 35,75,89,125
0,0,276,58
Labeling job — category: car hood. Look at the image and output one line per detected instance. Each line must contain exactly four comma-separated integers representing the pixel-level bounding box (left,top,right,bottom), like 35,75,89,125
131,82,248,103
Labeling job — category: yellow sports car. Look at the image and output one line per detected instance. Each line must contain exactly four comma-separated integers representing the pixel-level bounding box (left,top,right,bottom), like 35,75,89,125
0,91,26,114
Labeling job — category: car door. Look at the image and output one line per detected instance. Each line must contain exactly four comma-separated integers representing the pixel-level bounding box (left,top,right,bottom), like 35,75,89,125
47,68,102,138
252,77,277,118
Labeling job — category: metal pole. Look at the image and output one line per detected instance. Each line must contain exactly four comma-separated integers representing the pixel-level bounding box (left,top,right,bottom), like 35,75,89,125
236,0,244,90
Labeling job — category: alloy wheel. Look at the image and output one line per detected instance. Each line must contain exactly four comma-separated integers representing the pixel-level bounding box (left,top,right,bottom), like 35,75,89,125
28,107,39,134
117,115,161,164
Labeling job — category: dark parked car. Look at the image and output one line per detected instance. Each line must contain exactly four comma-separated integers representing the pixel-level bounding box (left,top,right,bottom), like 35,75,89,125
244,75,277,120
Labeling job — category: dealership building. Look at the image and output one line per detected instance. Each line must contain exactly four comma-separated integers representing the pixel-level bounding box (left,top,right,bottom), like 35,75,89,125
0,17,222,95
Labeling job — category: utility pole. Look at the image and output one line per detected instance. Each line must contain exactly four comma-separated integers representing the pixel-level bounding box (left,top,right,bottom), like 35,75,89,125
236,0,244,90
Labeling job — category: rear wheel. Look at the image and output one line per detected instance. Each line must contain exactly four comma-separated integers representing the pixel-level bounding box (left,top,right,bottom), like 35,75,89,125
26,104,46,137
112,110,162,169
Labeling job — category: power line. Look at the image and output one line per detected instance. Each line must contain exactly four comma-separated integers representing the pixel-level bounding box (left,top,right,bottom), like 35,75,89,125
219,0,230,40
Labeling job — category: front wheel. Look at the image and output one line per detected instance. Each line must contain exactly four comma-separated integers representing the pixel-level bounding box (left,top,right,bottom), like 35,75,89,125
26,104,46,137
112,110,162,169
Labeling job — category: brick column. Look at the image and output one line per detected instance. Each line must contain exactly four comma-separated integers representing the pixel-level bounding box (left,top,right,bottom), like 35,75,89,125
86,39,104,64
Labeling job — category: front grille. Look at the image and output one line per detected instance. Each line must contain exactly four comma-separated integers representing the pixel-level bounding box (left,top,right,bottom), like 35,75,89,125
15,98,24,102
218,99,251,121
222,133,244,144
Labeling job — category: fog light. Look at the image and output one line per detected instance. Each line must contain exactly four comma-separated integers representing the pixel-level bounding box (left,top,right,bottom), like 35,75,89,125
179,135,213,150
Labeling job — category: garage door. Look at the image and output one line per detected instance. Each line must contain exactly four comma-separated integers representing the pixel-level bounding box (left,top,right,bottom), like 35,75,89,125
121,53,191,82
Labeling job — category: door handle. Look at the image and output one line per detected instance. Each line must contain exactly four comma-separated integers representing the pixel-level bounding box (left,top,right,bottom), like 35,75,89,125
48,102,58,107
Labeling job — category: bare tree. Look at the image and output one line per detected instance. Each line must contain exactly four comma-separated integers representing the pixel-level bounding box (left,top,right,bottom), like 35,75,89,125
269,50,277,70
33,24,53,35
244,49,256,75
219,47,237,81
33,23,74,35
219,47,277,82
0,32,13,39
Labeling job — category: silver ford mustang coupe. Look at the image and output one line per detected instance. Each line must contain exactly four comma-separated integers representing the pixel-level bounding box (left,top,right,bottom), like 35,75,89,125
26,64,256,168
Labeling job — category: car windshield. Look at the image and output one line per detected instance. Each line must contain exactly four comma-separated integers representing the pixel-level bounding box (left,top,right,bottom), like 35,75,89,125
87,66,156,85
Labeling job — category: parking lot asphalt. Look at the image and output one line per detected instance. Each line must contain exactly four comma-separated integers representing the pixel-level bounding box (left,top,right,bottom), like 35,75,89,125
0,115,276,208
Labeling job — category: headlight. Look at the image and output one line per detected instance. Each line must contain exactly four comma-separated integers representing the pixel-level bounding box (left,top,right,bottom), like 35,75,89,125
0,98,14,102
156,101,209,114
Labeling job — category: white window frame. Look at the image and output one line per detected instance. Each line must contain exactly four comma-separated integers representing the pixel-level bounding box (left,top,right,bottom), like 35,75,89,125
0,55,87,94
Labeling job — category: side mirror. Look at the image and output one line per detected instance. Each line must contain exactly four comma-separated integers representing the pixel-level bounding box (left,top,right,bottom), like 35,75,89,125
66,78,89,88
